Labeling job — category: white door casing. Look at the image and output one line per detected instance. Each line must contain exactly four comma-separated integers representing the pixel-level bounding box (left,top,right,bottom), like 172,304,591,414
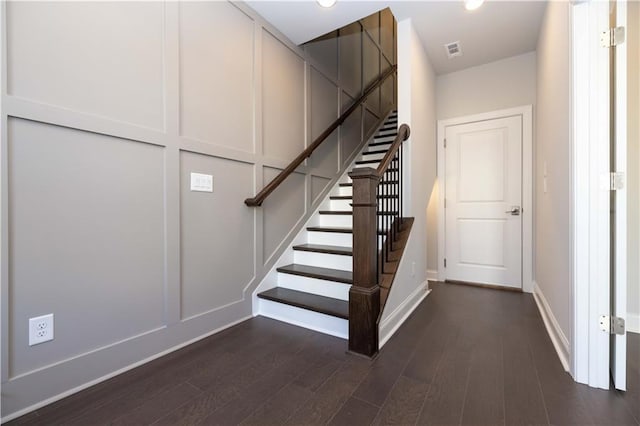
444,116,523,289
437,106,533,294
611,0,627,391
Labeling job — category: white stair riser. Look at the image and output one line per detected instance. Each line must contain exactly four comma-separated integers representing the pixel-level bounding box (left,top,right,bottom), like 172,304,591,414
308,231,352,247
319,215,393,229
330,198,400,211
373,136,396,143
361,152,385,161
293,250,353,272
258,299,348,339
335,186,399,197
330,199,352,210
320,215,393,233
320,214,352,228
277,273,350,300
337,186,352,196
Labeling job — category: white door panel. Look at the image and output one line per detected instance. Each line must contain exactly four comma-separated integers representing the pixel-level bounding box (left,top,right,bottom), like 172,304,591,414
445,116,522,288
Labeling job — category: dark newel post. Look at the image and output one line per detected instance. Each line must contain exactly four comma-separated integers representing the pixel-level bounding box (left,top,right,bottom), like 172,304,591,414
348,167,380,358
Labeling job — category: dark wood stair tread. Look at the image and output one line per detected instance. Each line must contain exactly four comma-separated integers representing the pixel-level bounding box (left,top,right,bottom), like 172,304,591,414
276,263,353,284
330,194,398,200
362,149,389,156
339,180,399,187
369,140,394,147
257,287,348,319
307,226,353,233
355,159,381,165
319,210,399,216
292,244,352,256
307,226,389,235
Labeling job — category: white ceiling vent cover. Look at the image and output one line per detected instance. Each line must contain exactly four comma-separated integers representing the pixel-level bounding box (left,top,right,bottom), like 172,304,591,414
444,41,462,59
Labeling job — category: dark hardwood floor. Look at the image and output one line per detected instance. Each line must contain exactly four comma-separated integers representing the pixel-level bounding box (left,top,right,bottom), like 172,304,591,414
8,282,640,425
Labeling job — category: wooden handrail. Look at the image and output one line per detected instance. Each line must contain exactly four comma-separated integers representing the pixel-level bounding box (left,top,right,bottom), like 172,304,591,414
375,123,410,176
245,64,398,207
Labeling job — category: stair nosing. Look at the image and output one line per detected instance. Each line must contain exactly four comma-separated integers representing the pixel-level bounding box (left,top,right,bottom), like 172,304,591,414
292,244,352,256
319,210,399,216
330,195,399,200
307,226,390,235
339,180,399,187
307,226,352,233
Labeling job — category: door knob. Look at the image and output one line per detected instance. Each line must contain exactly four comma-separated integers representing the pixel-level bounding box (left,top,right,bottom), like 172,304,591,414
505,206,521,216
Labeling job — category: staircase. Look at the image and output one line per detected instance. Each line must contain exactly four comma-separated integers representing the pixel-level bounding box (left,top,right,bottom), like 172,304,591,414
255,111,399,339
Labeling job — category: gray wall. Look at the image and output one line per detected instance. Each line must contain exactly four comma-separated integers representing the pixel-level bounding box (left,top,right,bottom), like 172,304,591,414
535,1,572,341
0,2,396,418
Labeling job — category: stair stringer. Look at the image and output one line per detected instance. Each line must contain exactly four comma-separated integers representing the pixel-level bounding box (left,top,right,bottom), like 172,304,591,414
252,112,396,339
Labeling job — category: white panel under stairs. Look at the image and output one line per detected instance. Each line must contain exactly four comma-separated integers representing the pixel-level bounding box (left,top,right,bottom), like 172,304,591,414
255,111,398,338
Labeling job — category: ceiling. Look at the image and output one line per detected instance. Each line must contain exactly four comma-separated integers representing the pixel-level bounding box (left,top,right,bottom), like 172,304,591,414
245,0,547,75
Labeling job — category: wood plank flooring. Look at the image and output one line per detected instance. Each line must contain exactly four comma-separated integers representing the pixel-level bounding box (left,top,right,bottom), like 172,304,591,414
8,282,640,425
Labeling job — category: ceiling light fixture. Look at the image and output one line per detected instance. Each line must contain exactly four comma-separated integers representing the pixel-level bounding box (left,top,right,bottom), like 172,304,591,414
317,0,337,8
464,0,485,11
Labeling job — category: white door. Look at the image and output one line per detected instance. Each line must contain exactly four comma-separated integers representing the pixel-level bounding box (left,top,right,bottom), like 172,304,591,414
445,116,522,289
611,0,627,391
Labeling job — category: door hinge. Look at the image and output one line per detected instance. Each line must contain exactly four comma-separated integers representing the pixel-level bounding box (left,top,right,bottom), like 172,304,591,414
599,315,626,335
610,172,625,190
444,258,447,268
444,138,447,148
601,26,625,47
444,198,447,208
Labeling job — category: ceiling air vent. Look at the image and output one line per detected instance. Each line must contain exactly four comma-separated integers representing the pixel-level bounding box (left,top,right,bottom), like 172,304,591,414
444,41,462,59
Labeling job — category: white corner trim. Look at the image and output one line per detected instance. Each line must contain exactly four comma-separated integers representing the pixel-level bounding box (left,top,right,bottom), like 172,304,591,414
0,314,252,424
379,281,431,348
628,313,640,334
533,282,570,372
426,269,439,281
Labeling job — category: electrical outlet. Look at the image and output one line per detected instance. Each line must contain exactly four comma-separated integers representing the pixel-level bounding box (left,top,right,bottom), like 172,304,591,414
29,314,54,346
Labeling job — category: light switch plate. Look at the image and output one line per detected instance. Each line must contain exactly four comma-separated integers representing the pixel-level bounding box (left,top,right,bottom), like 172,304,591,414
190,173,213,192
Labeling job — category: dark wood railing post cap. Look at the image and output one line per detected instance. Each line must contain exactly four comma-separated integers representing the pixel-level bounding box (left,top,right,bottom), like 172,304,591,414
348,167,380,181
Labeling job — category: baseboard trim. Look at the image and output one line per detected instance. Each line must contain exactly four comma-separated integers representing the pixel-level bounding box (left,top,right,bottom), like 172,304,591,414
379,281,431,349
533,281,570,372
426,269,439,281
0,315,252,424
446,279,522,293
628,312,640,334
